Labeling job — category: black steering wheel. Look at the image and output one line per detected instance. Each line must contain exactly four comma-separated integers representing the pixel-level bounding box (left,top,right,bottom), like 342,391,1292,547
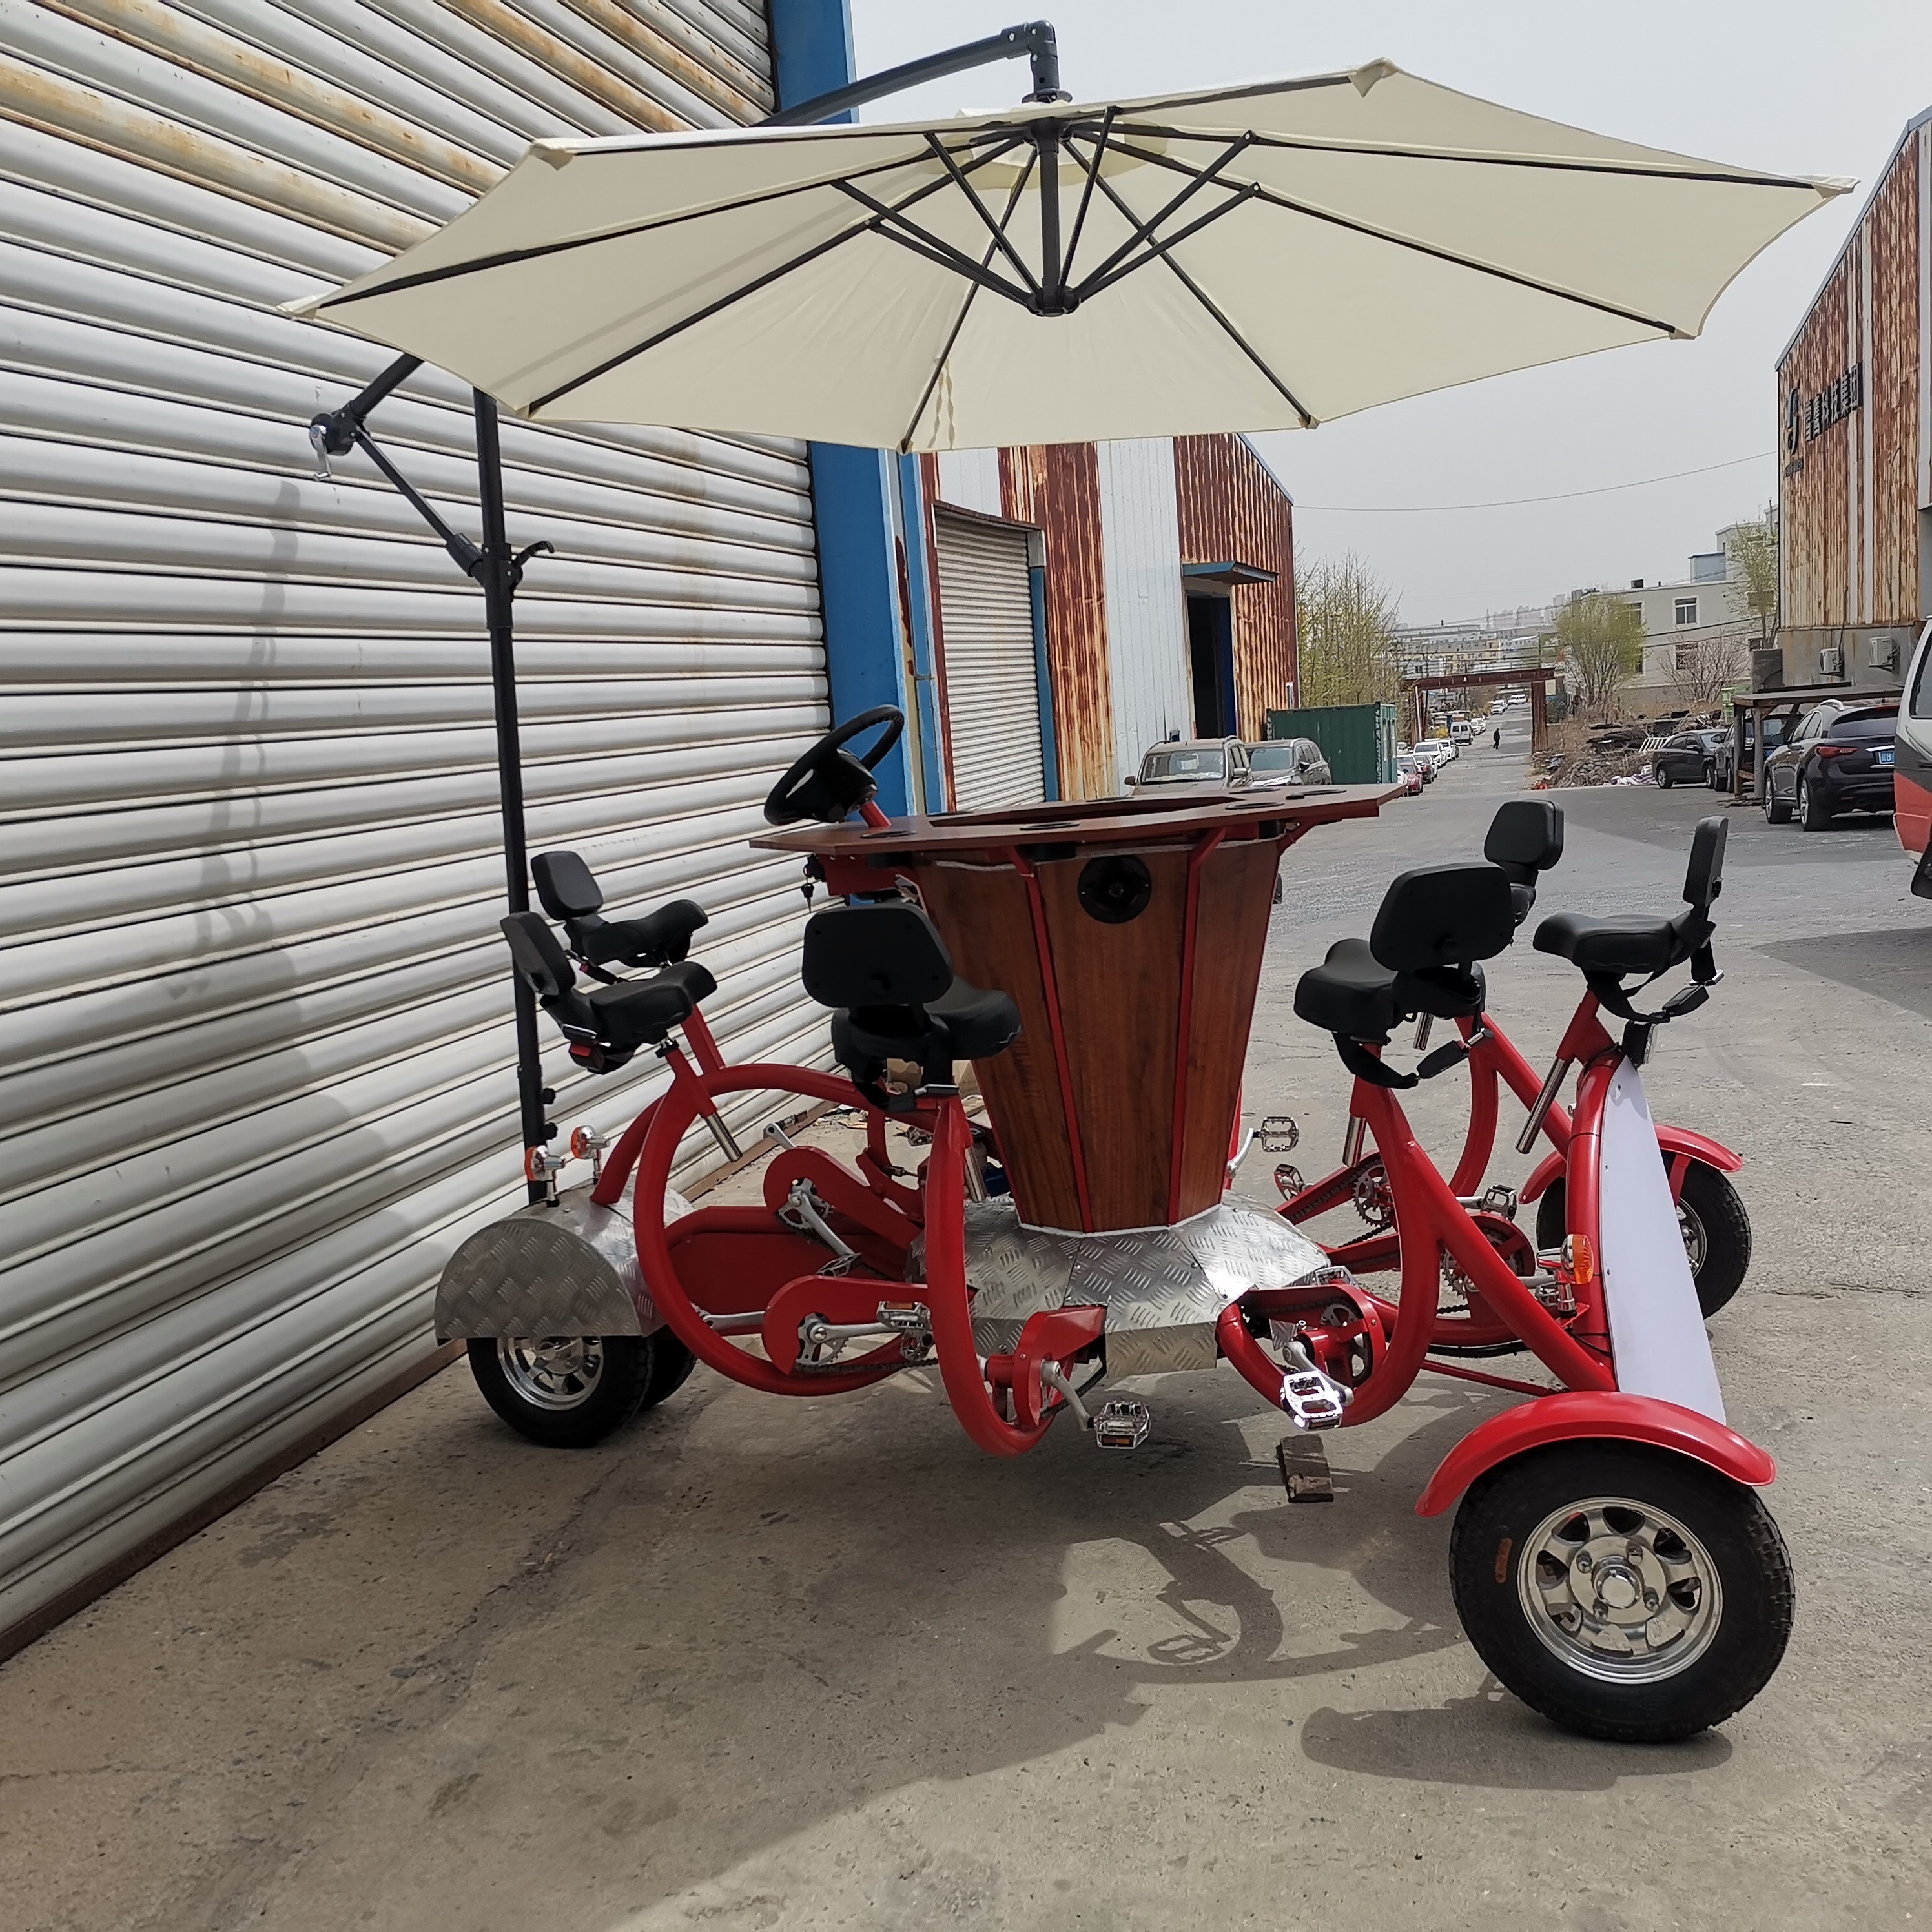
763,706,905,827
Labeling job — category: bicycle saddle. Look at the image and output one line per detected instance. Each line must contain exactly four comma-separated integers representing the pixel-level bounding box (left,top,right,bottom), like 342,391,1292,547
531,850,707,969
502,911,717,1074
803,899,1019,1104
1533,817,1725,987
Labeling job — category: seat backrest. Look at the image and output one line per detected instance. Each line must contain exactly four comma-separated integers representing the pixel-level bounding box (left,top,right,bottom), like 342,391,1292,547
1683,816,1726,912
1483,799,1565,881
802,900,952,1010
531,849,602,920
1368,864,1517,972
501,911,577,1003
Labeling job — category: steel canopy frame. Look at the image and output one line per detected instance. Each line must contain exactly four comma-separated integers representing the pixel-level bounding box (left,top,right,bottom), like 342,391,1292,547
302,23,1073,1194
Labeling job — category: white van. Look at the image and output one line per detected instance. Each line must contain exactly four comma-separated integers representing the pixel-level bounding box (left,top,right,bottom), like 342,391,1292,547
1449,719,1474,745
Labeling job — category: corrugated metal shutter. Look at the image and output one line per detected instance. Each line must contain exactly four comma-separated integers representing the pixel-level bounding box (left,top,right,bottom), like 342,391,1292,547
0,0,829,1639
932,508,1043,812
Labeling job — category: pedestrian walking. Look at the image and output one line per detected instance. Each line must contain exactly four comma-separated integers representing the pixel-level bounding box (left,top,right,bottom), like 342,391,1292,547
1492,726,1501,750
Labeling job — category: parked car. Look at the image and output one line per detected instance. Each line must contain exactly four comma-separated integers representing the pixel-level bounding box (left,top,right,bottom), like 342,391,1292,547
1244,737,1333,786
1762,701,1898,828
1129,737,1250,792
1897,620,1932,888
1449,719,1473,745
1651,727,1727,789
1713,712,1794,792
1394,751,1430,794
1412,739,1453,772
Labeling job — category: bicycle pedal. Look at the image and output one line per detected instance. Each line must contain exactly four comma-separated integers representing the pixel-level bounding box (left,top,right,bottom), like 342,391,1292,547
1092,1399,1151,1450
1280,1367,1351,1430
1276,1433,1335,1502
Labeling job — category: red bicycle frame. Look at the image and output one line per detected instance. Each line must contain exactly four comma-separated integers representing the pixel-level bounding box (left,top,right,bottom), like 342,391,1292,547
1229,1002,1773,1508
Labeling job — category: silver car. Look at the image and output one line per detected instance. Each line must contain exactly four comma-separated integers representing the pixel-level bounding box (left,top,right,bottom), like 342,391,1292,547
1130,737,1251,791
1244,737,1333,786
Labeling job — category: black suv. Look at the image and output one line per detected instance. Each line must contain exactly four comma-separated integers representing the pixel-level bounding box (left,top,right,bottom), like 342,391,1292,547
1652,727,1726,788
1762,701,1898,828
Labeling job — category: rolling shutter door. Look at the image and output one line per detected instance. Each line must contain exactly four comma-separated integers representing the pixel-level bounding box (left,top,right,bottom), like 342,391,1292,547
933,508,1045,811
0,0,828,1640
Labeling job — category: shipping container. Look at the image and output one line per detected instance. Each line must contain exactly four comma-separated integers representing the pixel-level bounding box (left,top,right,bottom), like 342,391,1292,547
1265,703,1399,785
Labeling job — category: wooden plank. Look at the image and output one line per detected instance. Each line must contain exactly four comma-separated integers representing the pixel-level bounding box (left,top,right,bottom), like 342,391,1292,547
915,861,1084,1230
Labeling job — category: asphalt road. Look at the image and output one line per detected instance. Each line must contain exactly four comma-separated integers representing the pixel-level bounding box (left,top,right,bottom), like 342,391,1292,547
5,728,1928,1932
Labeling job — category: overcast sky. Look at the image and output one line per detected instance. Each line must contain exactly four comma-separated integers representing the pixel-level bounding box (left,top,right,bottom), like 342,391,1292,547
847,0,1932,623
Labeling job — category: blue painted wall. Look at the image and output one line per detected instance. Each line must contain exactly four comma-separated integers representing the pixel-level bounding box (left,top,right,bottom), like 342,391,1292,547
768,0,916,814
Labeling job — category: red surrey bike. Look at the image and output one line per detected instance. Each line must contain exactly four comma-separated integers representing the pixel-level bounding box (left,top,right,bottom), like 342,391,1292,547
440,710,1793,1741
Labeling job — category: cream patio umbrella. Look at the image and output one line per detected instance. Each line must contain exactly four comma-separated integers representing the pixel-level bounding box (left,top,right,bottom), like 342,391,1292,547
292,59,1847,452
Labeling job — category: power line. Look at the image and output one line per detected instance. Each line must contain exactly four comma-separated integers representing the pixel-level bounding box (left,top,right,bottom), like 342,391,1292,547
1298,451,1774,514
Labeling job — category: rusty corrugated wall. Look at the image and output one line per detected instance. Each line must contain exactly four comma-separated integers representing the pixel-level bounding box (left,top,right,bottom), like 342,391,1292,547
1778,116,1927,632
1000,442,1117,800
1171,435,1298,737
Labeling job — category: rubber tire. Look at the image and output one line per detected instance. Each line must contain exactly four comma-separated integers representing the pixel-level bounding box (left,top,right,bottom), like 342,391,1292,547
1656,765,1673,788
641,1331,697,1410
1449,1442,1794,1742
1763,777,1791,825
1535,1162,1749,1320
1703,763,1718,790
1798,775,1833,830
467,1334,653,1448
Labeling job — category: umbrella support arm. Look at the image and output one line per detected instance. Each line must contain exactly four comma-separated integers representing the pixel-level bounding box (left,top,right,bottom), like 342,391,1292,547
761,20,1067,128
309,358,554,1199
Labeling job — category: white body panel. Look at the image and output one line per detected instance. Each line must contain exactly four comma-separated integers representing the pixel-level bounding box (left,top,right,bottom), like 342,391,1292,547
1095,438,1190,792
1596,1060,1726,1422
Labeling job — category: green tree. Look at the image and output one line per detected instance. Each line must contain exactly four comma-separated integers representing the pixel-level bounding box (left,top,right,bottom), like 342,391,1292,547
1557,591,1645,718
1297,554,1401,708
1725,509,1778,645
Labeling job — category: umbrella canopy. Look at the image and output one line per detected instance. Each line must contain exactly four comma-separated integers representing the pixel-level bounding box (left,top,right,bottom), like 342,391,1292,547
293,61,1847,451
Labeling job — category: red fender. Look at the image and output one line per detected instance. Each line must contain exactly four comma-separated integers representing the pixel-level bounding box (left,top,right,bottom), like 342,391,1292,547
1519,1124,1741,1207
1414,1391,1776,1517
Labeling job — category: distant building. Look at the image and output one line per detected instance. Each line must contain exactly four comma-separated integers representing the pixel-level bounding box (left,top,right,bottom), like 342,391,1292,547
1608,528,1760,705
917,435,1297,801
1773,107,1929,697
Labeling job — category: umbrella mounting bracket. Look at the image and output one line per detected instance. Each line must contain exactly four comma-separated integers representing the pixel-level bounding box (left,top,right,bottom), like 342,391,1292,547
308,357,556,1198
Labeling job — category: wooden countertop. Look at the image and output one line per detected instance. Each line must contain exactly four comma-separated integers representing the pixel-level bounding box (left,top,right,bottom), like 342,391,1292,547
754,781,1406,859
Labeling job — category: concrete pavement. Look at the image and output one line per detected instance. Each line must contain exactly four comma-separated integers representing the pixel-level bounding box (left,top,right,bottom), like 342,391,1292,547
3,735,1927,1932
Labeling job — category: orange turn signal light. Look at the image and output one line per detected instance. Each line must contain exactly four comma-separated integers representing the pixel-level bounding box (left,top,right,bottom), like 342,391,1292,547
1560,1233,1596,1284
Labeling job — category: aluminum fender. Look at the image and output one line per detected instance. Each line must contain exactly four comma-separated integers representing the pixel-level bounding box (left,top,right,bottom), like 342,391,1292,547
1415,1392,1776,1517
1518,1125,1740,1207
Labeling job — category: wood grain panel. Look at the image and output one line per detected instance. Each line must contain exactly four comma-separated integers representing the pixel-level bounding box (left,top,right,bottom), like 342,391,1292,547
1176,838,1280,1215
916,861,1084,1230
1036,847,1190,1228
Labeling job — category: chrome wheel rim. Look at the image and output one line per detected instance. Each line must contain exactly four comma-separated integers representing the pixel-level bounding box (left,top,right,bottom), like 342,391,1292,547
1676,1195,1709,1276
1518,1495,1723,1683
497,1335,604,1410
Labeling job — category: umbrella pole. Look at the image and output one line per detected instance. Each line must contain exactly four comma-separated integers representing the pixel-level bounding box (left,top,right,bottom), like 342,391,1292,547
309,360,553,1200
471,391,552,1195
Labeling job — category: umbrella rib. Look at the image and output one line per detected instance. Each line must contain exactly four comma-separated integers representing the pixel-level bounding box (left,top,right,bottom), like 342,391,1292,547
922,133,1041,297
1084,163,1315,427
1071,180,1260,302
1107,135,1682,338
522,145,1031,415
1105,118,1829,193
831,179,1036,306
898,150,1040,452
1062,132,1255,295
309,149,951,311
1058,105,1117,287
